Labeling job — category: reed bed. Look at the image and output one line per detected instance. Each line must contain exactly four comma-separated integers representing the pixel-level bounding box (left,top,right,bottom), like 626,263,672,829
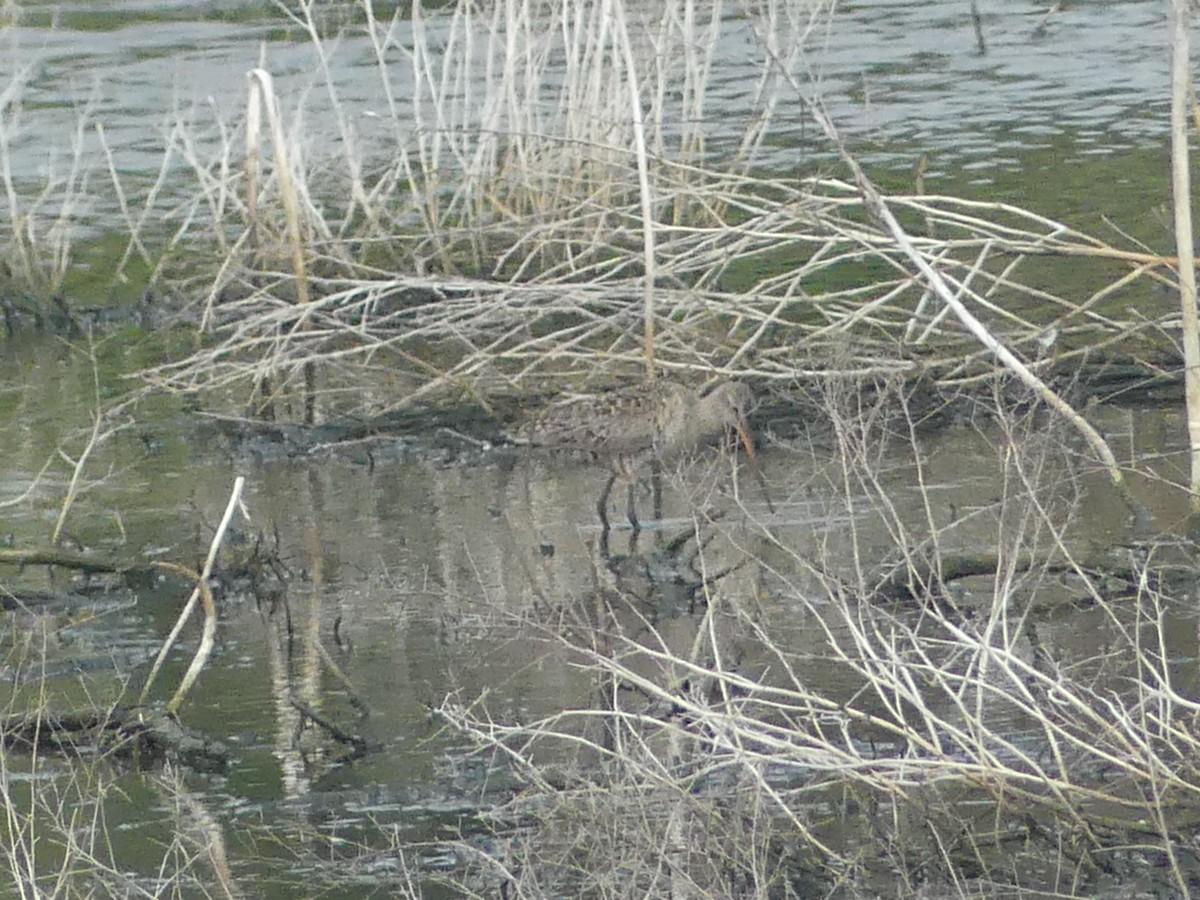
142,165,1175,415
133,0,1178,418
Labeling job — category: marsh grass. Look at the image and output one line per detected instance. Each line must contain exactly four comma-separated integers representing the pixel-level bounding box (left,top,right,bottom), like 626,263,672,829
0,68,189,313
0,67,96,301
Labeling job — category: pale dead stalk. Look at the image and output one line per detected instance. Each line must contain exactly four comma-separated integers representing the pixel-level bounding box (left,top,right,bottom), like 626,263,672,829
139,476,247,708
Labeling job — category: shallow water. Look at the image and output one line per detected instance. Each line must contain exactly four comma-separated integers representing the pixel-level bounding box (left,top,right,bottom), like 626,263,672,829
0,2,1179,200
1,329,1196,894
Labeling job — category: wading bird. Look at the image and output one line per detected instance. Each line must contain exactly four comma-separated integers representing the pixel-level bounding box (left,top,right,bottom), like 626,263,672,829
525,381,759,531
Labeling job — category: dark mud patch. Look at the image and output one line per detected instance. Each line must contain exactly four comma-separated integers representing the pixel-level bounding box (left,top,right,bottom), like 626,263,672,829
192,354,1186,471
194,400,513,468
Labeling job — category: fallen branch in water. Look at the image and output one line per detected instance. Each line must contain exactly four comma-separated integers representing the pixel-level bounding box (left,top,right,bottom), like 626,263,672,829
0,547,123,575
0,706,228,773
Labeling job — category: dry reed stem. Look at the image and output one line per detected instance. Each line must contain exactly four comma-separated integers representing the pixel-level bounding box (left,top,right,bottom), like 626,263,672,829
139,476,247,708
607,0,657,377
153,560,218,716
1169,0,1200,511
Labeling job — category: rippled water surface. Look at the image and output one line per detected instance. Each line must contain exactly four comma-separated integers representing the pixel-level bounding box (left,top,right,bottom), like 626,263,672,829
0,1,1177,184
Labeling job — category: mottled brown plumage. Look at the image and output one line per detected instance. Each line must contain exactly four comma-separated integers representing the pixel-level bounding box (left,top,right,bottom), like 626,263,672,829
529,381,754,458
524,381,757,529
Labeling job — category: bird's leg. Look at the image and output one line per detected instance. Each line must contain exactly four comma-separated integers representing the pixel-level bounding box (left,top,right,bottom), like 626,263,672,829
650,462,664,524
597,470,617,534
625,479,640,533
750,459,775,514
598,523,612,560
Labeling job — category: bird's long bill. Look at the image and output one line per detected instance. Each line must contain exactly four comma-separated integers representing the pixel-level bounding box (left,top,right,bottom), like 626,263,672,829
733,416,756,458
